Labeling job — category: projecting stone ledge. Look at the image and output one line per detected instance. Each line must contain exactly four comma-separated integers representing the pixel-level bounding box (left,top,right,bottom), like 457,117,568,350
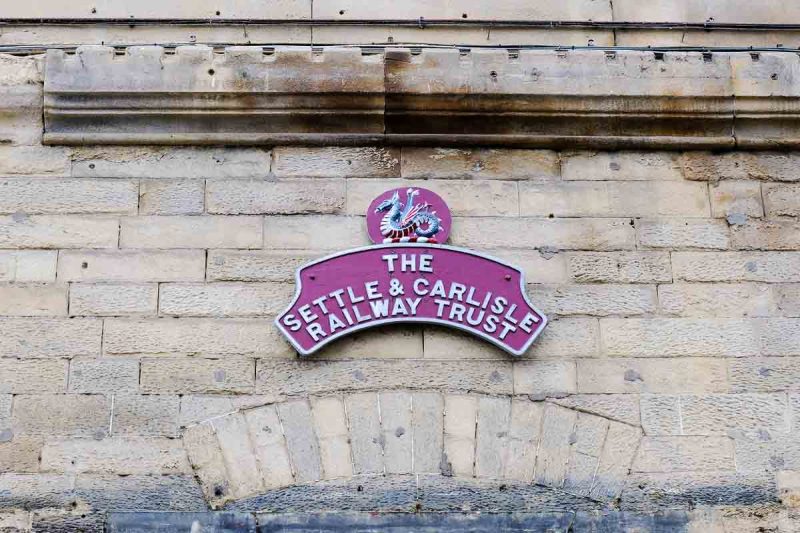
43,46,800,149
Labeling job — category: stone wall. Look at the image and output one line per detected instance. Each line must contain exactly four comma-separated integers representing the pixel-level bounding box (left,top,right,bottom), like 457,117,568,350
1,8,800,530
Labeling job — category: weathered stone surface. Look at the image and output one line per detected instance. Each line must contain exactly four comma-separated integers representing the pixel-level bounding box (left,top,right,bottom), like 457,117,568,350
640,395,682,436
760,318,800,356
443,395,477,478
513,360,576,396
72,146,270,179
730,357,800,392
577,358,729,394
0,437,42,473
600,318,759,357
69,283,158,316
212,413,264,498
551,394,640,426
0,474,75,510
113,394,180,437
764,183,800,217
636,219,730,250
244,405,294,490
140,357,255,394
12,395,110,437
0,178,137,215
0,146,70,175
277,401,322,483
588,421,641,501
256,359,512,396
138,179,205,215
709,181,764,218
527,283,657,316
402,148,559,180
0,216,118,249
58,250,205,282
310,396,352,480
732,220,800,250
0,284,66,316
673,252,800,282
0,251,57,282
344,393,383,475
104,318,292,357
182,423,230,507
67,358,138,393
273,147,399,178
561,151,682,181
505,400,542,483
159,282,293,317
681,152,800,182
658,282,775,317
534,404,577,487
778,471,800,507
120,216,262,249
633,436,735,473
475,397,511,479
0,318,101,358
207,178,345,215
41,437,189,475
207,250,321,282
520,181,710,217
347,179,519,217
74,474,207,512
263,216,368,250
411,393,444,474
776,284,800,317
492,249,568,284
567,252,672,283
680,393,789,435
378,392,412,475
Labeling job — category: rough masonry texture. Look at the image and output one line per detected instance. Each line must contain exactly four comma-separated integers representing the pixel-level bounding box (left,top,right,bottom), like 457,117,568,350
3,2,800,530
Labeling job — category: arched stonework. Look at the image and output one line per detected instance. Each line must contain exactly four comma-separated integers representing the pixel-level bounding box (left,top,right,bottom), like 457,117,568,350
182,392,641,509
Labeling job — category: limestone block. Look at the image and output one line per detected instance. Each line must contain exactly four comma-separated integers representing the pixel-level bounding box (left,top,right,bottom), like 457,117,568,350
0,251,57,282
140,357,255,394
451,217,635,250
277,400,322,483
0,437,43,473
552,394,640,426
412,392,443,474
475,397,511,479
207,178,345,215
182,423,232,507
561,151,682,181
588,421,641,501
0,283,67,316
778,471,800,507
0,215,118,249
504,400,543,483
0,317,101,358
212,414,264,498
207,250,321,282
731,220,800,250
120,216,262,249
0,146,70,175
69,283,158,316
310,396,353,479
600,318,760,357
12,394,111,437
0,178,137,215
72,146,271,179
344,393,383,475
41,437,189,475
401,148,559,180
67,358,138,393
730,357,800,393
159,282,294,317
709,181,764,218
263,216,368,250
58,250,205,282
633,437,735,473
640,395,682,436
534,404,577,487
104,318,292,357
681,152,800,183
577,358,729,394
776,284,800,316
443,395,477,477
512,360,577,397
658,283,776,318
113,394,180,437
73,473,206,512
273,147,399,178
520,181,710,217
0,473,75,510
680,393,789,435
673,251,800,282
256,359,512,396
139,179,205,215
179,395,271,428
379,391,412,475
0,359,67,394
347,179,519,217
759,318,800,356
763,184,800,217
636,219,730,250
244,405,295,489
527,283,657,316
491,249,568,284
567,251,672,284
525,318,600,359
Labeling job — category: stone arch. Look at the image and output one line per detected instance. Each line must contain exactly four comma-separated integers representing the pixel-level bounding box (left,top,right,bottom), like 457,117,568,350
182,391,641,510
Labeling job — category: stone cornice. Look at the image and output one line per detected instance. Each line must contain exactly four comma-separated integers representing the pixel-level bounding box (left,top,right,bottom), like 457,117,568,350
43,46,800,149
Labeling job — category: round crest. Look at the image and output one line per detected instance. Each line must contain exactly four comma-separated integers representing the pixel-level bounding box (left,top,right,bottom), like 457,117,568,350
366,187,452,245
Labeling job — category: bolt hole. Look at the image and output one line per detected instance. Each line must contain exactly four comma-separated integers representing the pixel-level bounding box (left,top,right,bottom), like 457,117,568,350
88,163,95,169
357,485,364,492
771,73,778,80
81,262,88,269
215,10,221,15
208,69,215,76
462,13,468,18
504,274,511,281
339,9,345,15
489,70,498,79
90,7,96,13
548,213,554,218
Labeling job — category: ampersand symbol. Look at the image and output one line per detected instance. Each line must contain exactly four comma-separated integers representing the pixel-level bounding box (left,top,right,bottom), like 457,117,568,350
389,278,404,296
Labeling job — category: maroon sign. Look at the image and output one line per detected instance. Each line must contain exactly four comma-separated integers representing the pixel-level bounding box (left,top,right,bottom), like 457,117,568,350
275,188,548,357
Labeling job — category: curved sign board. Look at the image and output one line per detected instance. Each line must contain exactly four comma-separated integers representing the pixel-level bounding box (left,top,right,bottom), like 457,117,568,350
276,187,548,357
